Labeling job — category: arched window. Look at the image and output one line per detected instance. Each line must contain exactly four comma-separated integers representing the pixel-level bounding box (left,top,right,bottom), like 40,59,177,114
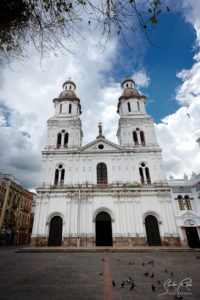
59,104,62,114
57,133,62,148
145,167,151,184
97,163,108,184
54,169,59,185
64,133,68,148
127,102,131,112
184,195,191,210
177,195,184,210
54,164,65,185
139,163,151,184
69,103,72,114
139,167,144,184
61,169,65,185
133,131,138,146
140,131,146,146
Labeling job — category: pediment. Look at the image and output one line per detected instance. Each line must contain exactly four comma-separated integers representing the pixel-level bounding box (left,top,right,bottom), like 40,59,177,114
178,211,198,218
81,137,122,152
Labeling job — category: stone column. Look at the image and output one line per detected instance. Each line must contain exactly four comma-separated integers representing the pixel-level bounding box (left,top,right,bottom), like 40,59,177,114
41,200,48,236
132,200,137,235
136,200,144,235
115,198,121,235
160,200,167,234
32,199,41,236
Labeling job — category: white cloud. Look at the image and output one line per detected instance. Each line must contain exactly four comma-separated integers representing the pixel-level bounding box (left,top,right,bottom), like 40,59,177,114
1,0,200,188
155,0,200,179
0,34,123,188
176,55,200,105
156,99,200,178
131,70,150,88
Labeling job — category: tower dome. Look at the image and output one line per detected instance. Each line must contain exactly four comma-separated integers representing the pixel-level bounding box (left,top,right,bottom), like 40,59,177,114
53,79,82,114
121,78,135,89
59,79,77,98
117,78,146,113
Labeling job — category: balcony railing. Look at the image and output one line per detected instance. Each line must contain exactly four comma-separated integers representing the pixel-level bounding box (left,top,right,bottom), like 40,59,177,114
97,178,108,184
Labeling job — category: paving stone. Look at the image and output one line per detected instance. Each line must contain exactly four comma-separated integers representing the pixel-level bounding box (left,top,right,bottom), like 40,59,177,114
0,246,199,300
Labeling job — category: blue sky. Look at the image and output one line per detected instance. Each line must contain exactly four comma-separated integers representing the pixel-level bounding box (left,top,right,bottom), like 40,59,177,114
109,10,196,123
144,11,196,122
0,0,200,190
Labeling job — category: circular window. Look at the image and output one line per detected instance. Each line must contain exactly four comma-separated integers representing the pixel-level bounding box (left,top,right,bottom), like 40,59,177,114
58,164,63,169
136,127,140,131
141,163,145,167
61,129,65,133
98,144,104,149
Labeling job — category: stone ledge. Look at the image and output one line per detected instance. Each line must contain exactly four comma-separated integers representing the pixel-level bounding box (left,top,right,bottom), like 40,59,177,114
16,247,200,253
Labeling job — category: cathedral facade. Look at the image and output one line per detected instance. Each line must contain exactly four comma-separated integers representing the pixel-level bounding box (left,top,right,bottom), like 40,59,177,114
31,78,180,247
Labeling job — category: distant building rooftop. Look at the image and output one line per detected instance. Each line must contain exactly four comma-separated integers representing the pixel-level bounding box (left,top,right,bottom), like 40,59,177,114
0,173,21,186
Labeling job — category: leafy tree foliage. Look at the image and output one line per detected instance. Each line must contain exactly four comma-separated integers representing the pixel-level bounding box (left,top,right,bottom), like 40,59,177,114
0,0,169,64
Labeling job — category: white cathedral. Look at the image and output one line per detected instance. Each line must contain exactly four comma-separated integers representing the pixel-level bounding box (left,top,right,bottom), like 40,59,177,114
31,78,198,248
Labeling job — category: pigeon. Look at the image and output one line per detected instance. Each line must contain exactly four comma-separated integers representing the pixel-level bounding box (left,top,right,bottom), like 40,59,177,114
142,262,145,266
120,281,125,288
130,280,135,290
102,258,105,262
150,273,154,278
171,272,173,277
126,277,131,283
129,262,131,265
152,284,156,292
112,280,116,287
165,269,168,273
144,272,149,276
148,260,154,264
99,272,103,276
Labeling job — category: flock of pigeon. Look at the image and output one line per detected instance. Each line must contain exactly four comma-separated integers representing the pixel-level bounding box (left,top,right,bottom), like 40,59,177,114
99,258,184,300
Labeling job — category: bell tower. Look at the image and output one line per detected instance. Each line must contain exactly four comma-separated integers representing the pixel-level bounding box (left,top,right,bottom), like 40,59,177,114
117,78,159,149
44,79,83,151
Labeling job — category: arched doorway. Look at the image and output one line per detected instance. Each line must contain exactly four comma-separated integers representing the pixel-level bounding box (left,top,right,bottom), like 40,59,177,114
48,216,63,246
145,215,161,246
96,211,113,246
185,227,200,248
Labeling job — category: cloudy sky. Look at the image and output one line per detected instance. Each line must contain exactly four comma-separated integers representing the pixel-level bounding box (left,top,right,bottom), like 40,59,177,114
0,0,200,190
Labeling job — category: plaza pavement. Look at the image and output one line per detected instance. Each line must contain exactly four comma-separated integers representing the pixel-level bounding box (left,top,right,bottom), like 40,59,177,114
0,246,200,300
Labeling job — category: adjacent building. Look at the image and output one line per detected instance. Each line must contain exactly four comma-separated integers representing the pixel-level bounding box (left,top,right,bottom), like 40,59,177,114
169,173,200,248
0,173,34,245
